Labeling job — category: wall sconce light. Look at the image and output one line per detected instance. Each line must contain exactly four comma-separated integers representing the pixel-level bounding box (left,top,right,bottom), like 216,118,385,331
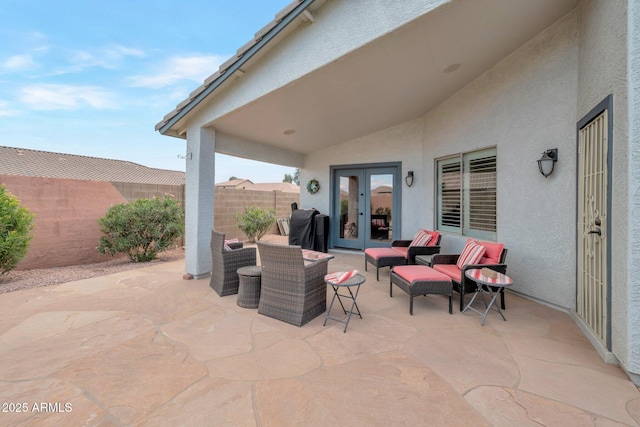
177,153,192,160
405,171,414,187
537,149,558,178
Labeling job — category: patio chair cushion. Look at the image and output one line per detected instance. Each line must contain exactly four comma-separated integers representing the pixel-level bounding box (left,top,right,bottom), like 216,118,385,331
410,229,432,247
432,264,463,283
456,241,486,269
471,239,505,264
393,265,449,283
391,246,409,258
366,247,406,260
409,229,440,247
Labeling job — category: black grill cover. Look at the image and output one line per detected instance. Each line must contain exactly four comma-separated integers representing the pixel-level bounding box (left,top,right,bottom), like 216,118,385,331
288,209,318,249
314,214,329,253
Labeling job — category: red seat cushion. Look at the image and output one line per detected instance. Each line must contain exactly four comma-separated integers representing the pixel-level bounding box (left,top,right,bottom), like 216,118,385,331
393,265,451,284
433,264,462,282
365,247,406,260
391,246,409,258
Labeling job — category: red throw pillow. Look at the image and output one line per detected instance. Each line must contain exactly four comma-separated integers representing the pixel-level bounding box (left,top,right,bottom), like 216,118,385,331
410,229,432,247
456,241,486,269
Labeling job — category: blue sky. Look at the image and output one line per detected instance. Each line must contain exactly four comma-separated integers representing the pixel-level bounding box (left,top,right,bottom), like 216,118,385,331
0,0,297,183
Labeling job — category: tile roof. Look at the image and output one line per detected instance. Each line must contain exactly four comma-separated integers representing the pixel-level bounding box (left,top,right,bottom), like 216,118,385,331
0,146,185,185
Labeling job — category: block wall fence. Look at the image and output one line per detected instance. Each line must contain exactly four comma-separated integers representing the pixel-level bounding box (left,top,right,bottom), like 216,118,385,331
1,175,299,270
213,188,300,240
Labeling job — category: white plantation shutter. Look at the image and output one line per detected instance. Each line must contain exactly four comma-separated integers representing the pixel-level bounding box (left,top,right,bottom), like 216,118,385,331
464,150,496,239
437,148,497,240
437,157,461,232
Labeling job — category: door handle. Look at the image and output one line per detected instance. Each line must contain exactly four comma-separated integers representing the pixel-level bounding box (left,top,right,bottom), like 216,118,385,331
588,228,601,236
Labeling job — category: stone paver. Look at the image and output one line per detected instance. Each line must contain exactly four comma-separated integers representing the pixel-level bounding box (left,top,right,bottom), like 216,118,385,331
1,247,639,426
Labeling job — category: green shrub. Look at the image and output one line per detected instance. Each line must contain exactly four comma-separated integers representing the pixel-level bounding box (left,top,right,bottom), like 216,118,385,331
0,185,35,276
236,206,276,243
97,195,185,262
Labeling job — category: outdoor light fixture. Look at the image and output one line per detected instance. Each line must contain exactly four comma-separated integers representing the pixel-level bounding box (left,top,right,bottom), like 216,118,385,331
537,149,558,178
405,171,414,187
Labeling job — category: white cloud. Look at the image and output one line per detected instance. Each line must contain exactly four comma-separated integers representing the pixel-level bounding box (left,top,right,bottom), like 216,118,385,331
0,100,17,117
2,54,37,72
128,54,226,88
68,44,146,71
19,84,116,110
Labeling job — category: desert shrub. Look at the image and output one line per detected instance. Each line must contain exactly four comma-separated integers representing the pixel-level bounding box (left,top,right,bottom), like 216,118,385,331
236,206,276,243
97,195,185,262
0,185,35,275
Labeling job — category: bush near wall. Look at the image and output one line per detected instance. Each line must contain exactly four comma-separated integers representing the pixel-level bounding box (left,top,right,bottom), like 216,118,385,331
1,175,185,270
214,188,299,241
0,175,297,270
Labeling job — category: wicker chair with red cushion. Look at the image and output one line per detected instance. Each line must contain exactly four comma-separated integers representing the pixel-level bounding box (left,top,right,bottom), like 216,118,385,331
431,239,508,312
364,230,442,280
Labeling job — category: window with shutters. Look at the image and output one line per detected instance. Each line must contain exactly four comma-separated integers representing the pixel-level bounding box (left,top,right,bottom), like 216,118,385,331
436,148,496,240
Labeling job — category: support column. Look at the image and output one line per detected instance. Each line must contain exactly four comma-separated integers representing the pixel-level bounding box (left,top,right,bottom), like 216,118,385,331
184,126,215,279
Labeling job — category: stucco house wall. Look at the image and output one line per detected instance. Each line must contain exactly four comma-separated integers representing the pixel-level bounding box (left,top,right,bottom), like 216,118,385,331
159,0,640,385
629,0,640,383
303,10,579,309
575,0,632,377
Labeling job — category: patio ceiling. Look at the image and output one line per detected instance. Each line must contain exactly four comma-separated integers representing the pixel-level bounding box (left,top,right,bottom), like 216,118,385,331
165,0,579,161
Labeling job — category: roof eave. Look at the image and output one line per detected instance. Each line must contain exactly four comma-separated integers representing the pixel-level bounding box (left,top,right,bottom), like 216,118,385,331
156,0,318,137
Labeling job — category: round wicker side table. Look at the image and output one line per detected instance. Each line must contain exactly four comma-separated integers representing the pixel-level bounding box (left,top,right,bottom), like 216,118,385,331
236,266,262,309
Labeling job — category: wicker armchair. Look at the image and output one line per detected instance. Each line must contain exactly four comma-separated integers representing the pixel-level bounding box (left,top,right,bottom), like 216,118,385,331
431,240,508,312
209,230,257,297
365,230,442,280
256,242,329,327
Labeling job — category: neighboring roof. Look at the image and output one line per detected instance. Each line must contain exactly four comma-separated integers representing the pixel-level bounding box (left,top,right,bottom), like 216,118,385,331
215,179,254,188
215,179,300,193
244,182,300,193
0,146,185,185
156,0,324,137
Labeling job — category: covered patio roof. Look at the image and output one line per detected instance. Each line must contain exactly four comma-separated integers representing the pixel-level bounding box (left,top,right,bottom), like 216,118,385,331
157,0,579,163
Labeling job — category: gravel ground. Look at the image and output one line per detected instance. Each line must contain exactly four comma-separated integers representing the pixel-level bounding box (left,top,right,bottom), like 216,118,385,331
0,247,185,294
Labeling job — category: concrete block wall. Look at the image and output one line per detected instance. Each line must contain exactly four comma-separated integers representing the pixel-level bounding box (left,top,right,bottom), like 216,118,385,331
111,182,185,204
1,175,129,270
214,188,300,241
1,174,297,270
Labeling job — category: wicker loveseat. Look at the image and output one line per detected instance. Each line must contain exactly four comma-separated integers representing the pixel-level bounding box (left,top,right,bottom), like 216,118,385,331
209,230,257,297
256,242,329,327
431,239,508,312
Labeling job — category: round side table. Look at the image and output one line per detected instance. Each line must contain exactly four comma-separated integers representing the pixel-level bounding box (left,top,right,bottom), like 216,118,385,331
463,268,512,326
323,273,365,333
236,266,262,309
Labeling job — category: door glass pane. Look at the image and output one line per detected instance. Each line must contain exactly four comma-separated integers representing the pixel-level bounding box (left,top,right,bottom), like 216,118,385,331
370,174,393,242
339,175,359,240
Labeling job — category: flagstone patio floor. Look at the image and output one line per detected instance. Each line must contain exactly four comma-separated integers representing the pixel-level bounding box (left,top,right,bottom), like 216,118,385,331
1,244,639,426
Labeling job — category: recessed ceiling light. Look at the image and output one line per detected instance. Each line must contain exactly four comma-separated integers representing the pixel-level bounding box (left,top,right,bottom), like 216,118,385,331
443,63,461,74
283,129,296,135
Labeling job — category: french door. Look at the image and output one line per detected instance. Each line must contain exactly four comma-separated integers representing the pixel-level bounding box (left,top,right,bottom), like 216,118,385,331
332,164,401,250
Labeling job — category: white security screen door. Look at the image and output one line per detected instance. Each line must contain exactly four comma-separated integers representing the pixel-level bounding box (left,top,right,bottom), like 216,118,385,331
577,106,610,348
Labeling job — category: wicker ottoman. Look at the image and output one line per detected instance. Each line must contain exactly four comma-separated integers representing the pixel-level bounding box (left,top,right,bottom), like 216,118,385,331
390,265,452,315
364,247,407,281
237,266,262,309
